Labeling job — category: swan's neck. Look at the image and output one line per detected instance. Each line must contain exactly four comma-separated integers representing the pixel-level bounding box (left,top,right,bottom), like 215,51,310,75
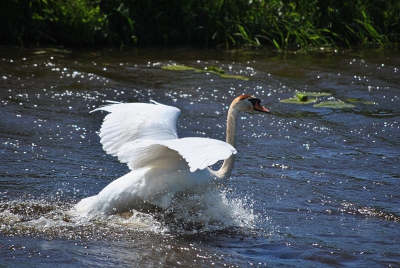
214,105,238,180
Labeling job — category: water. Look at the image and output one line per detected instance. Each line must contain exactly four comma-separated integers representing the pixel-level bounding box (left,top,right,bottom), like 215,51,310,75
1,47,399,267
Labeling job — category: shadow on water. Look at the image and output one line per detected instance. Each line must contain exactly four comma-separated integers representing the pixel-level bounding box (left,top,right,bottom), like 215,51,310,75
1,47,399,267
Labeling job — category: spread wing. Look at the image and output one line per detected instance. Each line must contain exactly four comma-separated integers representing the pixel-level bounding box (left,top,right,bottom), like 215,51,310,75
92,101,236,172
117,138,236,172
92,101,180,156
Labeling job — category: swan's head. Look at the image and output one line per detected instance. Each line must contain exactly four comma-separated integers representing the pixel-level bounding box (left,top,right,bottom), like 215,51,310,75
233,94,270,113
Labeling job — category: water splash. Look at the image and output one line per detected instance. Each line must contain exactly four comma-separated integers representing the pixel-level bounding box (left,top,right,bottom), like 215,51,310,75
0,190,259,240
154,190,257,234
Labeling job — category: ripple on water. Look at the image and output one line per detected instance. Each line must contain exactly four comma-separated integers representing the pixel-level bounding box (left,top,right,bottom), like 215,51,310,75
1,49,400,267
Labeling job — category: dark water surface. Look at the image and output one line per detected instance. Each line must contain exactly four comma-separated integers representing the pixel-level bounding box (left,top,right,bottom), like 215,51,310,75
1,47,399,267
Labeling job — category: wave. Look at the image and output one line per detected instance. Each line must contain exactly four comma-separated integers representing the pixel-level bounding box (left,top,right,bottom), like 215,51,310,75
339,202,400,222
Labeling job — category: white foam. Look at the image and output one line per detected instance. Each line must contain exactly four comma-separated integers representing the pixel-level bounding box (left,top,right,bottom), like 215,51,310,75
0,190,260,239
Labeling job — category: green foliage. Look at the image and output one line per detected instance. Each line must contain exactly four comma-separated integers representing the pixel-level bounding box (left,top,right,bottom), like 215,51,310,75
32,0,108,45
1,0,399,49
260,0,338,50
0,0,108,46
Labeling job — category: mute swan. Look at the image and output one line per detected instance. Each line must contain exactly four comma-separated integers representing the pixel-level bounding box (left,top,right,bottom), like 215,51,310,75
74,94,270,215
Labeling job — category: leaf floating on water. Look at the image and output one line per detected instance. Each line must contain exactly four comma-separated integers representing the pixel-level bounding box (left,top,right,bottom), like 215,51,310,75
280,97,317,104
162,64,249,80
313,101,356,109
161,65,197,71
280,91,332,104
195,69,249,80
219,73,249,81
206,66,225,74
296,93,308,101
347,98,377,105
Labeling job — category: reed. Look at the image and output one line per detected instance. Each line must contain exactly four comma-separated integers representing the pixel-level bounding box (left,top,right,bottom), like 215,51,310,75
1,0,399,49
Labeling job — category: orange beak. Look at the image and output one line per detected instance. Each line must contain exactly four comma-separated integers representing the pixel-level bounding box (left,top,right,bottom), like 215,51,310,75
254,102,270,113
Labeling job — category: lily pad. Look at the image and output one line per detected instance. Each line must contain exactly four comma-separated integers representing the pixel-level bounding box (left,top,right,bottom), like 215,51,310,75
280,91,332,104
347,98,376,105
347,98,359,103
162,64,249,80
161,65,197,71
297,93,308,101
280,97,317,104
219,73,249,81
313,101,356,109
206,66,225,74
195,70,249,80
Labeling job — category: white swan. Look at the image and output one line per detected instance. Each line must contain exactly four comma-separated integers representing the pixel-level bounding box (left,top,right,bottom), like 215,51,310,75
74,94,270,215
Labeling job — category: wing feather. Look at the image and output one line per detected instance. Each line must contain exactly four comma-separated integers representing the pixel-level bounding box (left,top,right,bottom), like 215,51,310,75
116,138,236,172
92,102,180,156
157,138,237,172
92,101,236,173
117,140,189,170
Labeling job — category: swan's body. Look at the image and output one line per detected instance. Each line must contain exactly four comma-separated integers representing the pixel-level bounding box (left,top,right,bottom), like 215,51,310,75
74,94,269,215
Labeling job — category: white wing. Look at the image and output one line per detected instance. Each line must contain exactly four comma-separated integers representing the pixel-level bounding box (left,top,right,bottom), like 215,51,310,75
92,101,236,173
92,101,180,156
116,140,188,170
158,138,236,172
117,138,237,172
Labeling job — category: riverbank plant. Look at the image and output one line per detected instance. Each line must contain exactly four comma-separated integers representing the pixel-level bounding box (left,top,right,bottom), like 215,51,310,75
1,0,399,50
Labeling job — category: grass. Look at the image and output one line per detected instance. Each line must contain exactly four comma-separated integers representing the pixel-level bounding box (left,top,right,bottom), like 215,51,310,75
1,0,399,50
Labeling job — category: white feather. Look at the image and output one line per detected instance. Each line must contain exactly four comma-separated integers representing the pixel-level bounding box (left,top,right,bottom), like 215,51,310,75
73,97,254,216
156,138,236,172
92,101,236,171
92,102,180,156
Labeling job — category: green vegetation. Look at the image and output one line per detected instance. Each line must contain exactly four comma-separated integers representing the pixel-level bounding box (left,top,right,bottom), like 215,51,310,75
1,0,399,49
280,91,332,104
296,93,308,101
280,91,377,109
280,97,317,104
313,101,356,109
162,64,249,80
161,65,197,71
